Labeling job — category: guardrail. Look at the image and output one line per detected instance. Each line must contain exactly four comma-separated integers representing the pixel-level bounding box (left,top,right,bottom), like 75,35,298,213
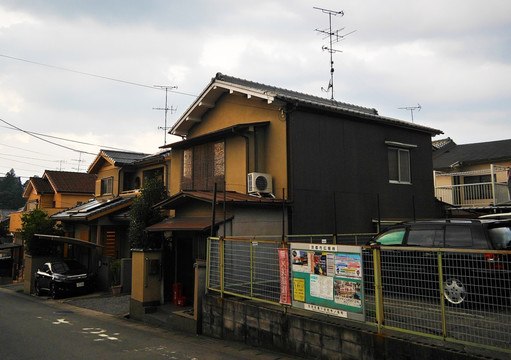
206,237,511,353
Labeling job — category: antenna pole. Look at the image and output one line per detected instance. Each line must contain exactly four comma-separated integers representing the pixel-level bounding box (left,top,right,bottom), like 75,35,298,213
398,104,422,123
314,7,355,101
154,85,177,145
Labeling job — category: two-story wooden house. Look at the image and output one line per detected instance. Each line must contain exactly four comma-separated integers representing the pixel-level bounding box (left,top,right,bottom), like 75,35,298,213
144,73,443,319
9,170,96,241
433,138,511,215
52,149,171,290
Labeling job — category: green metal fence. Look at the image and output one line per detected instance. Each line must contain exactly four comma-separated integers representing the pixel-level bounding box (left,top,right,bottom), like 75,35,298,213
206,237,511,354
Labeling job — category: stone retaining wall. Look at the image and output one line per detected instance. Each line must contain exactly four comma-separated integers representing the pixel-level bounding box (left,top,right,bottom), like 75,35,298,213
202,293,493,360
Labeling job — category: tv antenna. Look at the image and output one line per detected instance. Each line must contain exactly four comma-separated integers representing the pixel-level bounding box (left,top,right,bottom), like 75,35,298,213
314,7,355,101
153,85,177,145
398,103,422,122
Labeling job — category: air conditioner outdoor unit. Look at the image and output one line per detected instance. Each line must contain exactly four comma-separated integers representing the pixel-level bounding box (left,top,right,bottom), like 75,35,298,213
247,172,273,194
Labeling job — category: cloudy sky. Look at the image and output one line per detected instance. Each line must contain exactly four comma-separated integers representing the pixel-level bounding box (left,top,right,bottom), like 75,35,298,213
1,0,510,181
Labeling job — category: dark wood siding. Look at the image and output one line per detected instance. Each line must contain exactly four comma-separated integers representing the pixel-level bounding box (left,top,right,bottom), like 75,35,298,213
288,109,438,234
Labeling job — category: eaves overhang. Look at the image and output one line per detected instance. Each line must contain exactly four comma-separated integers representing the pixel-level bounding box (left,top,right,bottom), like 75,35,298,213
161,121,270,150
170,78,277,137
35,234,103,248
154,190,284,210
287,98,442,136
146,217,231,232
51,196,135,222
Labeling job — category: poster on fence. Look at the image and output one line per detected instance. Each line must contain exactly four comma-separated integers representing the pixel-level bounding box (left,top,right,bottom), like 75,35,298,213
290,243,364,322
278,248,291,305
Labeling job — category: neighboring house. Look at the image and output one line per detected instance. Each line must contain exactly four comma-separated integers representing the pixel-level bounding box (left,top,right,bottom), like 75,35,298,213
52,149,171,290
88,149,170,201
9,170,96,242
433,138,511,212
145,73,443,319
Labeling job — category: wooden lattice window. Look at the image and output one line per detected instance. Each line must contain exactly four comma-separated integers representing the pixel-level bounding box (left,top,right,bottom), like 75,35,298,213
181,141,225,191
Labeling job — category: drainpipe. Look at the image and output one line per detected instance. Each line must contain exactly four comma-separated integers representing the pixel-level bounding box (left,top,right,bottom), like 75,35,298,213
233,129,250,178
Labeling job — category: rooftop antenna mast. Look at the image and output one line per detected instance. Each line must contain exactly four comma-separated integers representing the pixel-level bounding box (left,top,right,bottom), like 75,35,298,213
71,152,86,172
314,7,355,101
153,85,177,145
398,103,422,122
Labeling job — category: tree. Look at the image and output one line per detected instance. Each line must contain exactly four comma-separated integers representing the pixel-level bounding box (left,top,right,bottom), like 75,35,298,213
0,221,9,238
128,178,168,249
0,169,25,209
20,209,63,256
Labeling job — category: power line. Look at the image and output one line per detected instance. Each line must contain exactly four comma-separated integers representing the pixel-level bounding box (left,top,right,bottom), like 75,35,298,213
0,53,198,98
0,142,56,156
0,152,59,163
0,124,132,152
0,118,96,155
0,155,48,168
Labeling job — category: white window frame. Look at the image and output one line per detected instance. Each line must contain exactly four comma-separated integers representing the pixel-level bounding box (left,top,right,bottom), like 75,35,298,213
386,141,416,185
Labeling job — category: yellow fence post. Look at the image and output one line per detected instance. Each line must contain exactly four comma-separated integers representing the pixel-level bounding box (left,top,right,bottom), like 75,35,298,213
220,237,224,298
250,239,254,298
437,251,447,339
373,247,384,334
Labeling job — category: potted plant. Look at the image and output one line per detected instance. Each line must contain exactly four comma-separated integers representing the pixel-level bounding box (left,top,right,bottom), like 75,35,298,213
109,259,122,296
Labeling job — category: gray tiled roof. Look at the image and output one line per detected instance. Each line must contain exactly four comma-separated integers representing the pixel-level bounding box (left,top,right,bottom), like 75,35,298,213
433,139,511,170
101,150,151,166
174,73,442,136
215,73,378,116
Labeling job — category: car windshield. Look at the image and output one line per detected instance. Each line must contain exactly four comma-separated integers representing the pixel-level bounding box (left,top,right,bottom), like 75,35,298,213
488,226,511,249
52,260,85,274
375,229,405,245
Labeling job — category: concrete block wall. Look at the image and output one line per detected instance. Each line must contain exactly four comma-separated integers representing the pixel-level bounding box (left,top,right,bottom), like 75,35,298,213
202,293,497,360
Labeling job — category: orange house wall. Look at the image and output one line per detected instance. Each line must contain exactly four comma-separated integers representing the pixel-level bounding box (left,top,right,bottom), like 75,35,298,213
170,93,288,198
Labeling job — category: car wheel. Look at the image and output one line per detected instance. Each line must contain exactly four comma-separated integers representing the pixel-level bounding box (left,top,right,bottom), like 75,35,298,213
50,282,59,300
444,277,467,305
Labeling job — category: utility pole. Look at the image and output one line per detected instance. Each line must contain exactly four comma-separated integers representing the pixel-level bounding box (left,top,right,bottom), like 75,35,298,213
153,85,177,145
398,104,422,122
314,7,355,101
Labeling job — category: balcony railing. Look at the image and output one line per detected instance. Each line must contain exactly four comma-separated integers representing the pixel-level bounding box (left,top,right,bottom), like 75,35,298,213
434,165,510,207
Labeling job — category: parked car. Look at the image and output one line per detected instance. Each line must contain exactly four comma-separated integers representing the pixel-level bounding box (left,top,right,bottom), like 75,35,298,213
34,259,94,299
366,219,511,306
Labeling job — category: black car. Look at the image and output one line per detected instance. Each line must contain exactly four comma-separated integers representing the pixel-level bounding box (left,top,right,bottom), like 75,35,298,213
366,219,511,306
34,259,94,299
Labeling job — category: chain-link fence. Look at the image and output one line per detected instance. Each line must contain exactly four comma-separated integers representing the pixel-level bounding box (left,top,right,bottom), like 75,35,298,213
206,237,511,352
207,237,285,303
363,246,511,351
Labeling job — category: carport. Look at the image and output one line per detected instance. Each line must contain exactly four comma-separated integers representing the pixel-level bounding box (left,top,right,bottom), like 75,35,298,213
0,242,23,283
34,234,103,275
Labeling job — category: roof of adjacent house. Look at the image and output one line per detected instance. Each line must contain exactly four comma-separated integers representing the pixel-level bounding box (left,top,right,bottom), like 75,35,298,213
433,139,511,170
23,171,96,197
432,137,456,151
154,190,284,209
88,149,169,173
28,177,54,194
51,196,135,221
44,170,96,194
169,72,442,137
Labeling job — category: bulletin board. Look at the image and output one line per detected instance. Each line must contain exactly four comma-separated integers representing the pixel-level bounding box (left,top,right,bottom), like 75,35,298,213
290,243,365,321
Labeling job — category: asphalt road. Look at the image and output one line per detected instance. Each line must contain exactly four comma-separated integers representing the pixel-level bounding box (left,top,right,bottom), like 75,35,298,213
0,287,301,360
